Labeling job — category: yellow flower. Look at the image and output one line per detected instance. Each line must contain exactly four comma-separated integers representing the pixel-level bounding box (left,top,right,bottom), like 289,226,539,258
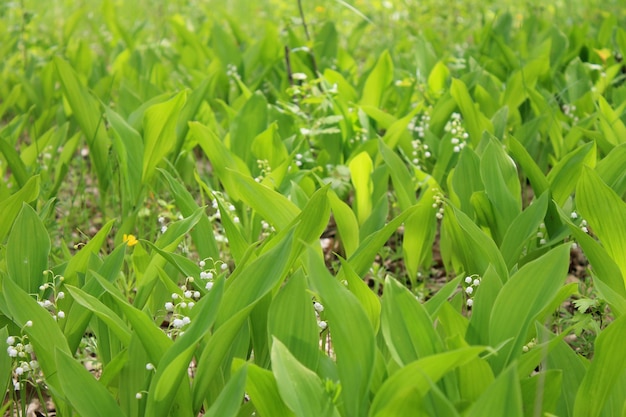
123,234,138,247
315,5,325,13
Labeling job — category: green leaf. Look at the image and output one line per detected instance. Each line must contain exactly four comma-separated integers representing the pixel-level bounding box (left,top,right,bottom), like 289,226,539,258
204,365,247,417
272,338,340,417
230,92,268,167
243,361,295,417
500,192,549,269
360,50,393,108
146,277,224,417
369,347,486,417
328,190,359,258
6,203,50,293
547,142,595,206
0,175,40,242
142,91,187,182
338,258,381,333
450,78,493,146
379,139,416,211
489,244,570,374
349,151,374,225
402,186,438,279
268,271,319,371
1,277,71,395
307,248,375,417
381,276,442,366
226,169,300,231
56,349,125,417
573,315,626,417
465,364,523,417
54,57,111,191
576,167,626,289
65,285,132,346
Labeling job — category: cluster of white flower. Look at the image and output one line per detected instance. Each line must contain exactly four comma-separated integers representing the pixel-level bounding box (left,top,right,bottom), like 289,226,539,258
226,63,240,83
522,338,536,353
6,335,39,380
536,222,548,246
570,211,590,234
254,159,271,182
444,112,469,153
408,112,431,139
199,258,228,291
463,275,481,308
313,301,327,331
37,272,66,320
562,104,579,124
432,190,445,220
409,139,432,169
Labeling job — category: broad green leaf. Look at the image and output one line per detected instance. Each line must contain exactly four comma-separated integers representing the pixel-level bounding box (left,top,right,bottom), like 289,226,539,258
268,272,319,371
465,365,523,417
204,365,247,417
244,361,295,417
466,265,503,346
146,278,224,417
521,370,562,417
159,169,220,260
402,186,438,279
369,347,486,417
506,135,549,197
596,143,626,197
338,258,381,333
226,169,300,231
142,91,187,182
328,190,359,257
547,141,595,206
307,248,375,417
0,175,40,242
56,349,125,416
348,205,417,276
192,121,251,201
272,338,340,417
106,105,143,210
0,327,12,395
576,167,626,288
381,277,442,366
500,192,549,269
349,151,374,225
489,245,570,374
450,78,493,146
230,92,268,167
6,204,50,293
480,138,521,244
360,50,393,108
54,57,110,191
573,315,626,417
61,219,115,287
379,139,416,211
65,285,132,346
1,277,71,395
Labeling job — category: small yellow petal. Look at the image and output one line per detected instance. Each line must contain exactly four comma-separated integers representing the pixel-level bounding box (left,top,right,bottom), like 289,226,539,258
123,234,138,247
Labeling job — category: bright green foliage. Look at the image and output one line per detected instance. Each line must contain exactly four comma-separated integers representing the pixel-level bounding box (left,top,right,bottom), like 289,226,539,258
0,0,625,416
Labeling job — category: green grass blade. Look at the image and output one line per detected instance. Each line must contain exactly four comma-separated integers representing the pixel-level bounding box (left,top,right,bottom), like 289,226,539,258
349,151,373,225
